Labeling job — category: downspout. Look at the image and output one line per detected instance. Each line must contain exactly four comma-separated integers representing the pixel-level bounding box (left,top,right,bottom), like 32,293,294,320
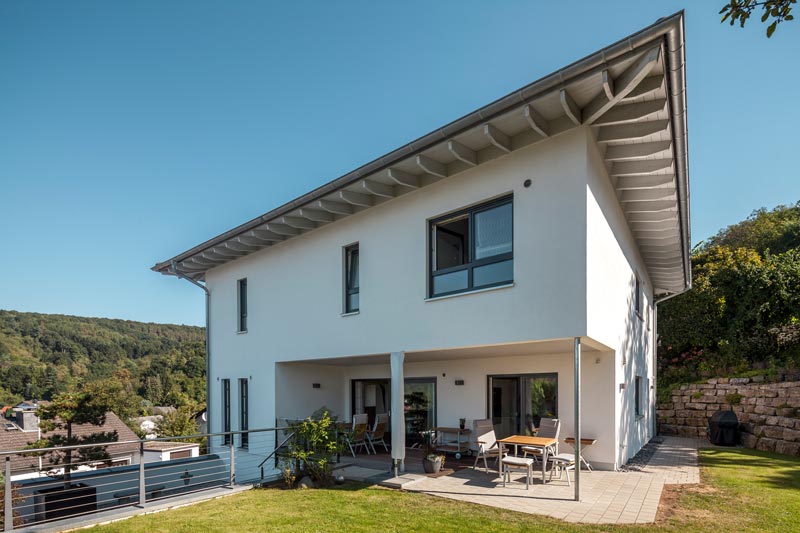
169,261,211,443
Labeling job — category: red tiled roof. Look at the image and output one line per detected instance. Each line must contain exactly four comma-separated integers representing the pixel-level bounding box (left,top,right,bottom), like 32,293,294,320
0,412,139,476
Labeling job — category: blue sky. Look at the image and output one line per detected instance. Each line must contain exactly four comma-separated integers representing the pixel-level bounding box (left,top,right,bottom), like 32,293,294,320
1,1,798,326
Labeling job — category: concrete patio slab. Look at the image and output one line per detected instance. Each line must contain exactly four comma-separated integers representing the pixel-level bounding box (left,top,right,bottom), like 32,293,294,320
383,436,705,525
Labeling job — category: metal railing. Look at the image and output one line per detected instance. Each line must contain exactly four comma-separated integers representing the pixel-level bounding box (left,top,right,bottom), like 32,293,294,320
0,427,287,531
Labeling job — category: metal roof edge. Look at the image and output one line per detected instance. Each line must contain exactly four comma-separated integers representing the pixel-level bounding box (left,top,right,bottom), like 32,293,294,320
153,11,688,276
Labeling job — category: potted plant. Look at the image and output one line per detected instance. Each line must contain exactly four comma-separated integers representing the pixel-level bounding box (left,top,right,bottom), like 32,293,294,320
421,431,445,474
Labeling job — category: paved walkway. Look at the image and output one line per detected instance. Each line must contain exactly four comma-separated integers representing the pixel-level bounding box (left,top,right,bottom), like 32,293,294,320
340,436,705,525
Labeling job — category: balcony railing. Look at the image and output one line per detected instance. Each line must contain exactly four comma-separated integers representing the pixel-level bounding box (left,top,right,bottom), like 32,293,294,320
1,428,288,531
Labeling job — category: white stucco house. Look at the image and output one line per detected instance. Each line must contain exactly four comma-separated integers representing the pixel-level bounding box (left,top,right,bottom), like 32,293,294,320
153,13,690,478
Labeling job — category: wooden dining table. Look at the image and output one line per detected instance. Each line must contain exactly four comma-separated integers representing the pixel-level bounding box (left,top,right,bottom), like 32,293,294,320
496,435,558,484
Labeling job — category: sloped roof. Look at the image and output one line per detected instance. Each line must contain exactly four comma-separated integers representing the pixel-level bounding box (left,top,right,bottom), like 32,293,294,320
153,12,690,294
0,412,139,476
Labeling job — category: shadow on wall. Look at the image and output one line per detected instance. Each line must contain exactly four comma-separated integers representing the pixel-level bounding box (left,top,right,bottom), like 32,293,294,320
617,273,651,465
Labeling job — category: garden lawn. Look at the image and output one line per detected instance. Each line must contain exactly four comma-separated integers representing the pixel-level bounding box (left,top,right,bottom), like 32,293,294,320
93,448,800,532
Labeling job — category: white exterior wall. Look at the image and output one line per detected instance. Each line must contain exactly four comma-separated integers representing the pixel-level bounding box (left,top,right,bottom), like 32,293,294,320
207,128,590,440
585,130,656,467
203,126,658,474
274,351,616,470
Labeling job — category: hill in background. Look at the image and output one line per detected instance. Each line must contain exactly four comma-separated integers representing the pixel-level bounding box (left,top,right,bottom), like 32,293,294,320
0,310,205,411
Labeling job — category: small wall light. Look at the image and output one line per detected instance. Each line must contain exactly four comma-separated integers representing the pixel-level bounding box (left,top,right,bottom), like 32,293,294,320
312,383,321,389
523,179,532,188
454,379,465,386
595,357,601,365
619,383,626,391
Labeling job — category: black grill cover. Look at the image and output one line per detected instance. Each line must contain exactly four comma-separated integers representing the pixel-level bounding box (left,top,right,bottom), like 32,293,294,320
708,409,739,446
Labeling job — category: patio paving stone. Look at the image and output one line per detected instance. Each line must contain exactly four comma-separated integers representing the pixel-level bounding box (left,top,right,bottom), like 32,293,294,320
341,435,707,524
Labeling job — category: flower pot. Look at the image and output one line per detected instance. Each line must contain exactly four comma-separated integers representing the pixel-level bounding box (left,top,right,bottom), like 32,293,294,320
422,456,443,474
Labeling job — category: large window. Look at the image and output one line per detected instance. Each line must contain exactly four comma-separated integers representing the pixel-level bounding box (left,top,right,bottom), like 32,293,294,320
344,244,360,313
488,373,557,439
237,278,248,332
239,378,249,449
222,379,231,445
429,196,513,297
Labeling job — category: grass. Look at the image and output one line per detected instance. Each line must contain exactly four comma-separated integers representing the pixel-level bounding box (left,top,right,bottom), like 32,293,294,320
93,448,800,532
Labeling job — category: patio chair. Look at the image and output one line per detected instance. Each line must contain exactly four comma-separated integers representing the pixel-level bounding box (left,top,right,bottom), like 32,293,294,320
472,419,506,473
547,453,576,486
522,418,560,463
367,413,389,453
501,456,534,490
346,413,371,457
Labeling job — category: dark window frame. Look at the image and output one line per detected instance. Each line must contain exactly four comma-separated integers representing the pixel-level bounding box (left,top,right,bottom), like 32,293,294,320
222,379,231,445
237,278,248,332
428,195,513,298
634,376,642,417
634,274,643,320
239,378,249,449
486,372,559,435
344,244,360,313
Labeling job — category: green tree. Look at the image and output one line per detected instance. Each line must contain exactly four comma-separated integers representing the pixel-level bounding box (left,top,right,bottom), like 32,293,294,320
26,390,118,489
154,404,200,438
720,0,796,37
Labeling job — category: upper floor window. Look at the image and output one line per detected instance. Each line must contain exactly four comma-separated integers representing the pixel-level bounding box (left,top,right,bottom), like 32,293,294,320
634,274,642,318
237,278,247,332
429,196,513,298
344,244,360,313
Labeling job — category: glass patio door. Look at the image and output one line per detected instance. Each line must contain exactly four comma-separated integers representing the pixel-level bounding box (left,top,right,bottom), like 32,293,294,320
490,377,519,439
351,377,437,447
489,374,558,438
404,378,436,446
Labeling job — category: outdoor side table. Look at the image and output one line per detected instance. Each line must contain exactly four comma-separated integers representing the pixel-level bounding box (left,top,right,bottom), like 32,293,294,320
433,427,472,459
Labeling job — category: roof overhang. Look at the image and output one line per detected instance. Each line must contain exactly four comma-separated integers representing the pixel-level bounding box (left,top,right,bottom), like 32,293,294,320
153,12,690,295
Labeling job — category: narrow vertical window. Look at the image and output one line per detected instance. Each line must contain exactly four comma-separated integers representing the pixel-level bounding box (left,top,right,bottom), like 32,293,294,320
237,278,247,332
634,274,642,318
634,376,642,417
239,378,249,449
222,379,231,445
344,244,359,313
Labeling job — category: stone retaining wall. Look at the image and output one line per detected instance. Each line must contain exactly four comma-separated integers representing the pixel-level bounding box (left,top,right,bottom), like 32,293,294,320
656,376,800,456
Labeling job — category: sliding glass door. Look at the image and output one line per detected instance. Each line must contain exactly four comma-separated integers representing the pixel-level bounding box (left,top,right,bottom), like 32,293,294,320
489,373,558,439
351,377,437,447
404,378,436,446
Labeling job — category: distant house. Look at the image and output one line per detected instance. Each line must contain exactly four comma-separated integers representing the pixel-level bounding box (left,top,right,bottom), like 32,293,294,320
0,409,140,481
154,14,691,474
142,441,200,463
133,415,163,439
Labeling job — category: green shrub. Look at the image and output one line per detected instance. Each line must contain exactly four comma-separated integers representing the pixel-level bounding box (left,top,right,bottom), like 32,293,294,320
283,408,344,487
725,393,743,405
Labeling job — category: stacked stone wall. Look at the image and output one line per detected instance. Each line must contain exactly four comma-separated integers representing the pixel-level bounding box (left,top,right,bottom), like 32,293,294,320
657,376,800,456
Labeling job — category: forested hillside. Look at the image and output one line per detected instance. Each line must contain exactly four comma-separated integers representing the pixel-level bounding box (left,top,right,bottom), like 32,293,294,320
658,201,800,393
0,310,205,410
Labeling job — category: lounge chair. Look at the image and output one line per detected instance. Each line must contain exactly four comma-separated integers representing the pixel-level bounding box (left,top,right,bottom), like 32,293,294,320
367,413,389,453
522,418,560,462
472,419,506,473
346,413,371,457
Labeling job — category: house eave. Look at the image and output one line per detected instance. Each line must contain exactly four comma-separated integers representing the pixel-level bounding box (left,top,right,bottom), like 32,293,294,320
153,11,690,293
